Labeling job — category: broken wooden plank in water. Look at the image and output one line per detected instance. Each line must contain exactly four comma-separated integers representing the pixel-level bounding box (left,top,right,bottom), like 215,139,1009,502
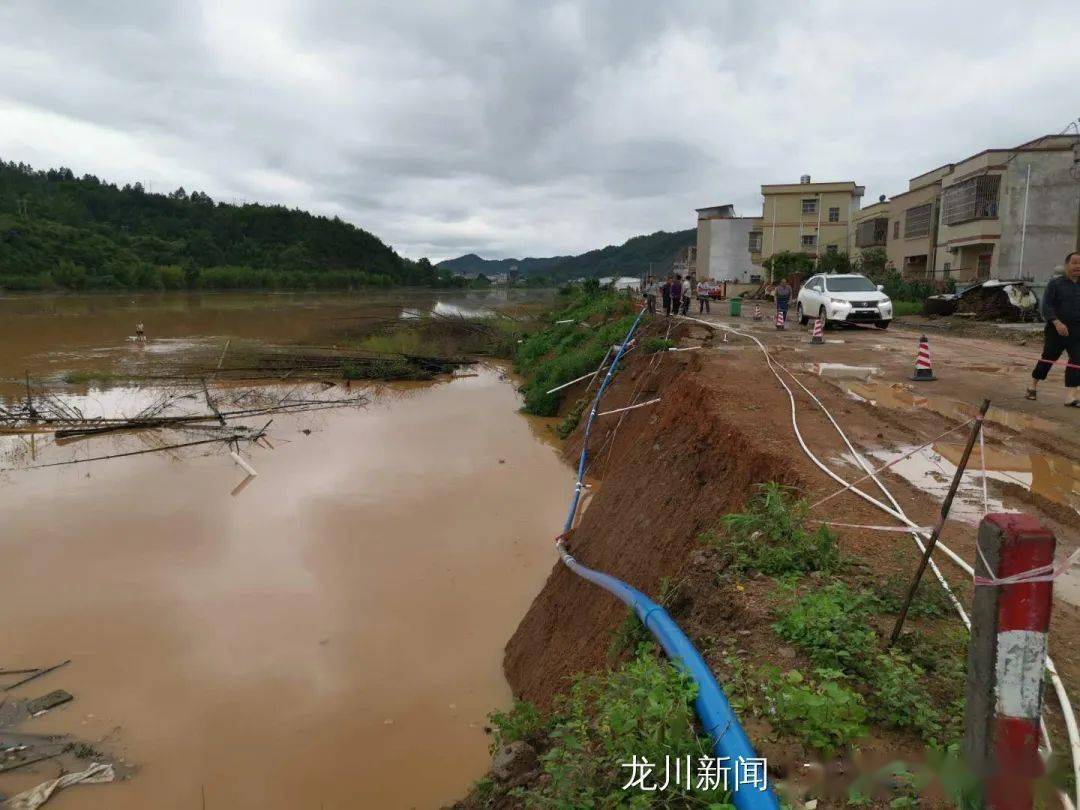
25,690,73,716
0,752,60,774
2,660,71,692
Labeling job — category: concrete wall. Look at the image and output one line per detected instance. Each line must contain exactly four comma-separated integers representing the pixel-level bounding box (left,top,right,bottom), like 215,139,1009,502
933,146,1080,282
996,151,1080,283
698,217,757,282
886,183,940,274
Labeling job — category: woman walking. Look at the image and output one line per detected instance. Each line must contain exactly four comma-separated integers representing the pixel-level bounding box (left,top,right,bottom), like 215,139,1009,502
1028,251,1080,407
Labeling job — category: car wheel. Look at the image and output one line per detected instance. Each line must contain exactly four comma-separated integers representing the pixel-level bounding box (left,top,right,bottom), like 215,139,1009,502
875,319,891,330
818,306,828,328
798,303,809,326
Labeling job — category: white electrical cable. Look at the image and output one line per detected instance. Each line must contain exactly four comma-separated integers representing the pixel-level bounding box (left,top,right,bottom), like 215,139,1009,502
679,315,1080,807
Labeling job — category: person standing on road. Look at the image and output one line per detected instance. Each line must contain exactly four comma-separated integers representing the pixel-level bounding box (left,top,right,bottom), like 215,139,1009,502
680,276,691,315
1028,251,1080,407
670,275,683,318
698,283,711,314
775,277,793,322
644,276,658,314
661,275,673,316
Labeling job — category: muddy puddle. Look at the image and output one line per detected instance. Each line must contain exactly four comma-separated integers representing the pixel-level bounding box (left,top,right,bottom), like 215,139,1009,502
842,380,1076,444
0,300,574,809
834,438,1080,605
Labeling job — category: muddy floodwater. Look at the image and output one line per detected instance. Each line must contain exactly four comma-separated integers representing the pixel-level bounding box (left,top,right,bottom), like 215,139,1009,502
0,291,572,808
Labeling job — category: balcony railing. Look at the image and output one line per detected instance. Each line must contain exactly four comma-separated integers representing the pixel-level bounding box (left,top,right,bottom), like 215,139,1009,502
942,175,1000,225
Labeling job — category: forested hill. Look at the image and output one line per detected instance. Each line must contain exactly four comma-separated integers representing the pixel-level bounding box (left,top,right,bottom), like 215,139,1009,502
438,228,696,282
0,160,449,290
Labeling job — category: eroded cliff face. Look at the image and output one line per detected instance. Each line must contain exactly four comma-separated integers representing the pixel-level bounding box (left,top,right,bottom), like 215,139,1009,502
503,350,799,707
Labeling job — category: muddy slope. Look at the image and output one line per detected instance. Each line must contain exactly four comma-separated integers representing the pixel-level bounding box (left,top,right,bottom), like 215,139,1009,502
504,350,799,707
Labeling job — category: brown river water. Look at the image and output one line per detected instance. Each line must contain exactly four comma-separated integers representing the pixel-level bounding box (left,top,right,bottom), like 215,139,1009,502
0,291,572,809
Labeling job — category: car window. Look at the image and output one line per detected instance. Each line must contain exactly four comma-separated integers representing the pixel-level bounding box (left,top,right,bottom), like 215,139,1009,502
824,276,876,293
809,278,822,291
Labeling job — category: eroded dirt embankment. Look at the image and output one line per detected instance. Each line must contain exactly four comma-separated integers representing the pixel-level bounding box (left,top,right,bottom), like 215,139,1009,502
504,343,802,707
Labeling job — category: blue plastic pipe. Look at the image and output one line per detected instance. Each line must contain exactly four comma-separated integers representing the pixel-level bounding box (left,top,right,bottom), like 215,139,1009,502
554,307,780,810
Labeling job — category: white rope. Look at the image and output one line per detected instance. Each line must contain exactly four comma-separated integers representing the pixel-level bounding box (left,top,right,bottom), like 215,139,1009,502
596,398,661,417
678,315,1080,807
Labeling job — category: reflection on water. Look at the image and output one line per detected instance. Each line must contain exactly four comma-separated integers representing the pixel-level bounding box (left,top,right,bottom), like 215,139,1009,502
845,381,1072,443
0,368,575,809
0,290,550,396
847,439,1080,605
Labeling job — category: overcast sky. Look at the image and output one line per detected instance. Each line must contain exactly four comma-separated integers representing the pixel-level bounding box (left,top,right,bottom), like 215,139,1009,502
1,2,1078,262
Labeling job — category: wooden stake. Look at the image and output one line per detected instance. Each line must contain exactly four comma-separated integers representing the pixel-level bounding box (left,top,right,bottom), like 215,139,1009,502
888,398,991,646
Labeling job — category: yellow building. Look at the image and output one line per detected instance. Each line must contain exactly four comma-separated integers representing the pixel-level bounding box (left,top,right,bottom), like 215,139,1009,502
749,176,865,274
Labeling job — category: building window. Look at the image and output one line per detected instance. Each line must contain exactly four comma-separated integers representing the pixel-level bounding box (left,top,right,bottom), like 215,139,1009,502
977,252,992,278
943,262,952,275
802,198,817,215
904,203,932,238
826,245,838,255
748,231,762,253
942,174,1001,225
828,207,839,223
856,218,889,247
801,234,817,248
893,220,899,239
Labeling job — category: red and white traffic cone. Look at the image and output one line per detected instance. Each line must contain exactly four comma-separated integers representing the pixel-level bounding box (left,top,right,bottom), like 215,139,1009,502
810,318,824,345
753,303,762,321
775,310,785,330
911,334,936,381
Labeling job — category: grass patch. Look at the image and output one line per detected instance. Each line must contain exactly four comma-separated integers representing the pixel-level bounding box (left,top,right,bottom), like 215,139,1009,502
642,337,675,354
556,397,588,439
773,582,963,744
514,289,639,416
701,483,841,577
485,646,724,807
891,300,923,317
341,357,431,381
875,574,954,619
607,578,682,662
61,370,120,385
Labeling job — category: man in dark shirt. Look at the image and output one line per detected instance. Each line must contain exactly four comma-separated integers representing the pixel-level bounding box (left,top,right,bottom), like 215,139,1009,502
1029,251,1080,406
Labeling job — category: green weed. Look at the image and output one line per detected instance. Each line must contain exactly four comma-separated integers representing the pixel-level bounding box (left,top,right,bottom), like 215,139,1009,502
642,337,675,354
488,699,544,751
557,397,588,439
706,483,841,577
876,574,954,619
762,667,868,757
774,583,963,745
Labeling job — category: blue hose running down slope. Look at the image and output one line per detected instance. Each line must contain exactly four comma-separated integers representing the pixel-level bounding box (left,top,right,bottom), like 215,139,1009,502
554,305,780,810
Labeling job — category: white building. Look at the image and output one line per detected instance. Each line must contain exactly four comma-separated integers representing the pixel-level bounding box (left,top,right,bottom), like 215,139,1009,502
695,204,760,284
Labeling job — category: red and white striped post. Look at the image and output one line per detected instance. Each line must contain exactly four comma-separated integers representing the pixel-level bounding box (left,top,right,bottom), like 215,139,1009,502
964,513,1056,810
775,309,785,330
810,318,824,345
753,303,762,321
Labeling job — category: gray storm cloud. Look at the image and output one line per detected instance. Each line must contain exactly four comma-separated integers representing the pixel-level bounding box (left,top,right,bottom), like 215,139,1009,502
1,1,1077,261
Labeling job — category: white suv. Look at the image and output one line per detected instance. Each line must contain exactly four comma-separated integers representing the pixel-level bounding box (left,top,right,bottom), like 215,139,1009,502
796,273,893,329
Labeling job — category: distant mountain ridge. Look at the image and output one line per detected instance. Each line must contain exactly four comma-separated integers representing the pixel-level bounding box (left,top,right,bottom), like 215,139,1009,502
438,229,696,282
